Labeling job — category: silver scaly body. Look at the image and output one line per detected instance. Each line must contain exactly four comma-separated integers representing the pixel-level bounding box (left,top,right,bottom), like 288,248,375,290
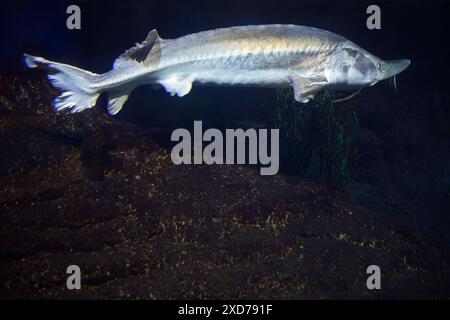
24,24,410,115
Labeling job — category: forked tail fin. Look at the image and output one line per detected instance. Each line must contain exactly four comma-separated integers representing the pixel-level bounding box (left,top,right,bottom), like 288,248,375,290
24,54,101,113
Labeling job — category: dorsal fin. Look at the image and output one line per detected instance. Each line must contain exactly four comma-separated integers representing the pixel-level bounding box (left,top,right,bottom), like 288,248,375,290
113,29,162,69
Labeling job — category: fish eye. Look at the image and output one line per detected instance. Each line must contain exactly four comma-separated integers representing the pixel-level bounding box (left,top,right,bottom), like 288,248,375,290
377,63,384,70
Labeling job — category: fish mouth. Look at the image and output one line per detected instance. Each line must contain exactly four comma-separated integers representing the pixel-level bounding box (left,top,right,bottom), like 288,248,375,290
378,59,411,80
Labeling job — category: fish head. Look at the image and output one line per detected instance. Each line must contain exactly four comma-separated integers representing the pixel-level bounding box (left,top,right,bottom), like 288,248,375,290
325,42,410,88
376,59,411,81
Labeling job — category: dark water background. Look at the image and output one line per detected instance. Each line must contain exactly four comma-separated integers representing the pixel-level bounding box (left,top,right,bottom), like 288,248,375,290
2,0,449,89
1,0,449,131
1,0,450,241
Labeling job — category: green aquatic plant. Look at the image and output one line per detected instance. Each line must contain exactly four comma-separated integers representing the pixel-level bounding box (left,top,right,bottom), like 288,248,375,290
274,89,359,192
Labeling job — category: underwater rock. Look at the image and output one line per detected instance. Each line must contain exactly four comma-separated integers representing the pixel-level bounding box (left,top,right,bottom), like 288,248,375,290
0,70,449,299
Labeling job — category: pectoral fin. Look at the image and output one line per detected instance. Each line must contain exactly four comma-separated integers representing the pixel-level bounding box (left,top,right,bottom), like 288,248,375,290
290,76,327,103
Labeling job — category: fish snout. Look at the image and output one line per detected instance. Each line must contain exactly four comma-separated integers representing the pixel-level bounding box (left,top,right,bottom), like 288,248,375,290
378,59,411,80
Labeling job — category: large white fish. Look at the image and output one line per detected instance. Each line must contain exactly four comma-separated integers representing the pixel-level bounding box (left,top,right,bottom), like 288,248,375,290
24,24,410,115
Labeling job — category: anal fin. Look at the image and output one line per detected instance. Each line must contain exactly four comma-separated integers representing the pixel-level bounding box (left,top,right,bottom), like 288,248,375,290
108,91,130,115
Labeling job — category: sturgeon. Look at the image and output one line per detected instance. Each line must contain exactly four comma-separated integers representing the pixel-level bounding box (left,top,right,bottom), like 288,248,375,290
23,24,410,115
